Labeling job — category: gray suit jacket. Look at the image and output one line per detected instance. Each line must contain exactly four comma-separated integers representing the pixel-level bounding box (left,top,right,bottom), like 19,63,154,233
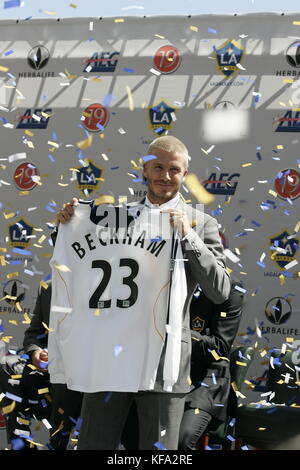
127,198,231,393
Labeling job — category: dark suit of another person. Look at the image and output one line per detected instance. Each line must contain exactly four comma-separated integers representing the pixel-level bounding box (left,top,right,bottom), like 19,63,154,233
178,278,243,450
0,283,83,450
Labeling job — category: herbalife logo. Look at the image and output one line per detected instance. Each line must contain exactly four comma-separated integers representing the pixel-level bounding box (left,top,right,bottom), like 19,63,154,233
27,46,50,70
265,297,292,325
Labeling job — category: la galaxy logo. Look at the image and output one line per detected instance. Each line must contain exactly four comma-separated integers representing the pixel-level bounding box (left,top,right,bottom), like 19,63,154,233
8,218,34,249
16,108,52,129
203,172,240,195
83,51,120,73
148,100,176,135
214,40,245,79
76,160,103,196
270,229,299,270
192,316,205,332
274,110,300,132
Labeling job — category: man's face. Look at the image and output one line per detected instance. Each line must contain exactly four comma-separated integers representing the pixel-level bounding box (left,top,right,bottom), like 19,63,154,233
143,148,188,204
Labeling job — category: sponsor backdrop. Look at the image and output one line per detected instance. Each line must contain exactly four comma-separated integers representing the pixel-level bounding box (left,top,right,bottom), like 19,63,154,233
0,14,299,396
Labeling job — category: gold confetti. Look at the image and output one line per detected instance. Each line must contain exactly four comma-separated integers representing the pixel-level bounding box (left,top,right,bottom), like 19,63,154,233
286,337,294,342
191,219,198,228
294,221,300,233
40,280,49,290
210,350,221,361
231,381,238,392
126,85,134,111
154,34,165,39
94,195,115,205
0,65,9,72
190,25,198,32
38,388,49,395
25,439,45,448
260,349,267,357
220,312,227,318
8,320,18,326
25,130,34,137
0,247,7,252
3,212,15,219
241,163,252,167
2,401,16,415
293,21,300,25
0,256,7,266
54,264,71,272
277,144,284,149
19,191,29,196
22,312,31,324
16,302,22,312
6,272,19,279
194,408,200,414
268,189,277,197
2,336,13,343
17,418,30,425
258,428,266,431
236,361,247,367
184,173,215,204
11,375,22,379
114,18,125,23
94,309,101,316
279,274,285,285
38,234,46,244
42,322,54,332
76,134,93,150
27,364,37,370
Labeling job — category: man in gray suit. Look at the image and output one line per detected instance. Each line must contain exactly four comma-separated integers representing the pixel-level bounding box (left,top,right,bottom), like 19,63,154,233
55,135,231,450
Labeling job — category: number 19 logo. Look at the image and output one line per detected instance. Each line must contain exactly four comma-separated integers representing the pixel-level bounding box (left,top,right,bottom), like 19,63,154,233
153,45,181,74
14,163,39,191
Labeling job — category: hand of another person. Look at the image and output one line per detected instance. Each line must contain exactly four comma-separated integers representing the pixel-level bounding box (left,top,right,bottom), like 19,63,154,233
56,197,78,225
160,208,191,238
31,349,49,370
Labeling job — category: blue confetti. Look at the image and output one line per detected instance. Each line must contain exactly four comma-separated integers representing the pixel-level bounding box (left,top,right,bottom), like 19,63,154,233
104,392,112,403
52,132,58,141
4,50,14,56
234,215,242,222
75,417,83,431
154,127,164,134
11,438,25,450
251,220,261,227
256,152,262,160
5,392,23,403
12,247,32,256
96,122,104,131
110,166,119,170
48,154,55,163
132,178,143,183
256,261,265,268
208,27,217,34
150,236,162,242
102,94,114,107
142,155,157,163
39,361,48,369
123,68,135,73
10,260,22,265
4,0,20,8
154,442,168,450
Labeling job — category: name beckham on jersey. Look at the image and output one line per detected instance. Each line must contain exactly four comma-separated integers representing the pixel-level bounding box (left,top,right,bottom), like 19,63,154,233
71,225,167,260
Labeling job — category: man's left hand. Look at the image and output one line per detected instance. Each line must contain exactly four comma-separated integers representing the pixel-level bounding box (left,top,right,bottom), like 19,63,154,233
160,209,191,238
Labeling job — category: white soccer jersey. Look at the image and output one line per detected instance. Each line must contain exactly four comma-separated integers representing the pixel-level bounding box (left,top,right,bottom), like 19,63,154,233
48,201,174,393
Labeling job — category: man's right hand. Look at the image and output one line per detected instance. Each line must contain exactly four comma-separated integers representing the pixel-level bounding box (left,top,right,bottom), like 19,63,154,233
31,349,48,370
56,198,78,225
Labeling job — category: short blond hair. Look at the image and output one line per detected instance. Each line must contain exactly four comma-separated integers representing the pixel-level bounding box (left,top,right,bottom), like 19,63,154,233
147,136,189,168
